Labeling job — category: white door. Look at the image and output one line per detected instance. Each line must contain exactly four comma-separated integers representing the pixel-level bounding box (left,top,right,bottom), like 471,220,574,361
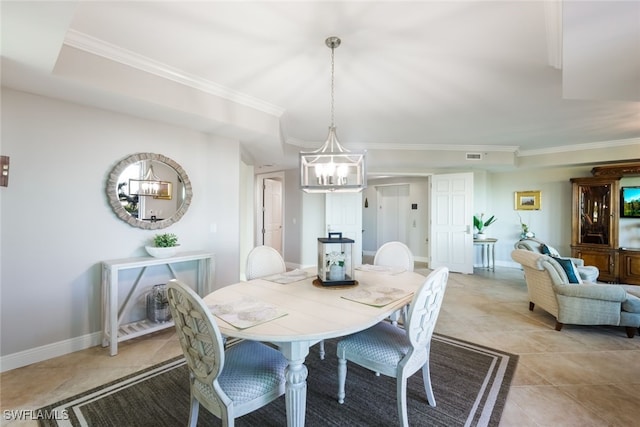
377,184,410,248
263,178,283,254
326,192,363,267
430,173,474,274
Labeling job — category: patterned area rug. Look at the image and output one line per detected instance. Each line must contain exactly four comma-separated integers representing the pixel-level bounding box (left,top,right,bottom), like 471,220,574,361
38,334,517,427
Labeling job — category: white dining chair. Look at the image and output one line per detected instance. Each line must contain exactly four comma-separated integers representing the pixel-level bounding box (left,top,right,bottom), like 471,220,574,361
373,241,415,272
245,245,286,280
336,267,449,427
374,241,415,325
245,245,325,359
166,279,287,427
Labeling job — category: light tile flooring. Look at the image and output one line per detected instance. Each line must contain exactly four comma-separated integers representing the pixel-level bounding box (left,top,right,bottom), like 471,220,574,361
2,266,639,426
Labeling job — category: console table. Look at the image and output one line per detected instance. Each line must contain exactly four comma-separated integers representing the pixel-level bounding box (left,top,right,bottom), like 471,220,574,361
101,251,215,355
474,238,497,271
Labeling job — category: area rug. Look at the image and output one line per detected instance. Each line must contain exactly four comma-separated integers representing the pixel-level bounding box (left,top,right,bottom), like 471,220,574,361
38,334,517,427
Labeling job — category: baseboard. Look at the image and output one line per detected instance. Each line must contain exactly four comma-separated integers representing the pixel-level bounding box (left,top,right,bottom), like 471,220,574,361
1,332,102,373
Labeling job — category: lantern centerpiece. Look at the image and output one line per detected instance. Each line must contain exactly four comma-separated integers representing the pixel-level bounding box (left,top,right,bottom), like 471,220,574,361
316,232,356,287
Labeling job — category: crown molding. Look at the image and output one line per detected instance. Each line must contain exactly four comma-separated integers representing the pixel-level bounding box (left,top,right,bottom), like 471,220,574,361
517,137,640,157
63,29,285,117
287,137,519,153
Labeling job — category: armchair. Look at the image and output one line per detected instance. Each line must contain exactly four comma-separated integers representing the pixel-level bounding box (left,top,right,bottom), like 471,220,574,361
514,237,599,282
511,249,640,338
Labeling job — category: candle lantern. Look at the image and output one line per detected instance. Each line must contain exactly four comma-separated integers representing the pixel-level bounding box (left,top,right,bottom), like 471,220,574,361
317,232,356,286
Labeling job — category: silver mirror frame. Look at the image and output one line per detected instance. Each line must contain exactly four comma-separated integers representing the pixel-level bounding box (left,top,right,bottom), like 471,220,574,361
106,153,193,230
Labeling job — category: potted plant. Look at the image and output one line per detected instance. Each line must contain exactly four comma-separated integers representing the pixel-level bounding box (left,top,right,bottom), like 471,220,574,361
327,251,346,280
145,233,179,258
518,214,535,239
473,213,496,239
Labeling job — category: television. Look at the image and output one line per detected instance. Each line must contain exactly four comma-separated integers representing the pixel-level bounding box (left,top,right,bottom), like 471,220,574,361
621,186,640,218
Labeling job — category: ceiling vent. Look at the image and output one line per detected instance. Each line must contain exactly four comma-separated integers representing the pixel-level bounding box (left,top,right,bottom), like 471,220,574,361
466,153,483,161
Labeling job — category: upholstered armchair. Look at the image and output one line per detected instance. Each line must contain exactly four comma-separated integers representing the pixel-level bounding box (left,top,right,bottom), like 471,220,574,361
514,237,599,282
511,249,640,338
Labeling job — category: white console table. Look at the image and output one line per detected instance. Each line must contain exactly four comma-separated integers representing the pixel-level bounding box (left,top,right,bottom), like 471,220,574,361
101,251,215,355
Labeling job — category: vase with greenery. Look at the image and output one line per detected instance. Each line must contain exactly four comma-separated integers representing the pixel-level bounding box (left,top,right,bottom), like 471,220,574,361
517,214,535,239
153,233,178,247
327,251,346,280
145,233,179,258
473,213,496,238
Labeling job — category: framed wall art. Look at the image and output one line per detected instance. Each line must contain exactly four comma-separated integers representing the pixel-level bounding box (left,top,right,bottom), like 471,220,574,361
515,190,541,210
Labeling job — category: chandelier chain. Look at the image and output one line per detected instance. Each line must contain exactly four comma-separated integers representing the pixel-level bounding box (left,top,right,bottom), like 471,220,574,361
330,44,335,128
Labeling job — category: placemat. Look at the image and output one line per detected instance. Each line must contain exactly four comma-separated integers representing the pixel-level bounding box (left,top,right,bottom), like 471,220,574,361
342,286,412,307
262,269,309,284
209,297,287,329
355,264,406,275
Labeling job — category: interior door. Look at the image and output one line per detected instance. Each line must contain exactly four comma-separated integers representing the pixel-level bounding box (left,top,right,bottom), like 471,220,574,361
262,178,283,254
326,192,363,266
377,184,410,248
430,173,473,274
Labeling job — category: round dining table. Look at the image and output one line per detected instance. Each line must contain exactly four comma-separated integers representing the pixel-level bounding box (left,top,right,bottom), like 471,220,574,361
203,267,427,427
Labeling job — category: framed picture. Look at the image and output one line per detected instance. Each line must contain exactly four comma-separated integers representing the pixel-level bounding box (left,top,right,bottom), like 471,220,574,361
515,190,541,210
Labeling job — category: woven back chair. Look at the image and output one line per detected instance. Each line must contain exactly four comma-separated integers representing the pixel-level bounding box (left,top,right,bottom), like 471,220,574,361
246,245,286,280
374,241,415,325
374,241,415,272
336,267,449,427
166,279,287,427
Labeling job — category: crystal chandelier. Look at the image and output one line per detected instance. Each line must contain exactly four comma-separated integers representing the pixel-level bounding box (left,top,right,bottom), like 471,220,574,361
300,36,367,193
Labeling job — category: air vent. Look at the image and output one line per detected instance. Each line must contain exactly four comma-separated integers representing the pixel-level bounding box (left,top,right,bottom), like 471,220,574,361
466,153,482,161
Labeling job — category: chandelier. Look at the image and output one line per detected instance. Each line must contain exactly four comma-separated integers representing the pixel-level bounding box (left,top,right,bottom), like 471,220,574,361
129,165,171,198
299,36,367,193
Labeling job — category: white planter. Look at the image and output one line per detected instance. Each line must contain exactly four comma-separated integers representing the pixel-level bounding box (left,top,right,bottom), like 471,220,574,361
145,245,179,258
476,232,486,240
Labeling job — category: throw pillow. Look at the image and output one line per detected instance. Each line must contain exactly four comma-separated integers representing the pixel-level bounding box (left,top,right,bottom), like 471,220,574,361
552,256,582,284
540,244,560,257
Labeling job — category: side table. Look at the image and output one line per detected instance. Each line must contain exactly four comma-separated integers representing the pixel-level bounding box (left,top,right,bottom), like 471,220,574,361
474,238,497,271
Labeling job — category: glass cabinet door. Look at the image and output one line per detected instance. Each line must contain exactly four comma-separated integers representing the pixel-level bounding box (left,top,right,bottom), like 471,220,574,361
578,183,611,245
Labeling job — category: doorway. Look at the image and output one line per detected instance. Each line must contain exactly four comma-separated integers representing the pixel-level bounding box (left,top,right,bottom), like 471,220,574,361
256,172,284,255
376,184,410,248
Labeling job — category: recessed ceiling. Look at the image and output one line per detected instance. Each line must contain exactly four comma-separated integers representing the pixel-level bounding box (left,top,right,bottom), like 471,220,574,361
2,1,639,173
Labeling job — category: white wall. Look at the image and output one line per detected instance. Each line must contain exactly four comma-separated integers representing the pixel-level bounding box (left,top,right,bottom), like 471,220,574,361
239,161,254,280
485,166,593,267
1,89,242,362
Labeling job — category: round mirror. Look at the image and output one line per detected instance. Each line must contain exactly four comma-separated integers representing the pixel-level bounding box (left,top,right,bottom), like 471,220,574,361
106,153,193,230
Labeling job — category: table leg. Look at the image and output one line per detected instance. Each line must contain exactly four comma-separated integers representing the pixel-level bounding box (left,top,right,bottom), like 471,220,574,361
279,341,310,427
491,243,495,271
109,269,118,356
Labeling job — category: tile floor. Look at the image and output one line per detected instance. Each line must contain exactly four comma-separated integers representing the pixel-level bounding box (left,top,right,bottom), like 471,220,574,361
2,265,639,426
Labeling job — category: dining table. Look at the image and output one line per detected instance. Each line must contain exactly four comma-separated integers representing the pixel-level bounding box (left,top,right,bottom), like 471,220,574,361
203,266,427,427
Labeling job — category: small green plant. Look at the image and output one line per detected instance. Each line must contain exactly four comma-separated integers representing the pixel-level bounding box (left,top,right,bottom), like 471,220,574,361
326,251,345,267
153,233,178,248
473,213,497,232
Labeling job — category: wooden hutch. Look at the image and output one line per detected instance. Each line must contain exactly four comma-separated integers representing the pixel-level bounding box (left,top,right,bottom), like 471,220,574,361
571,161,640,285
